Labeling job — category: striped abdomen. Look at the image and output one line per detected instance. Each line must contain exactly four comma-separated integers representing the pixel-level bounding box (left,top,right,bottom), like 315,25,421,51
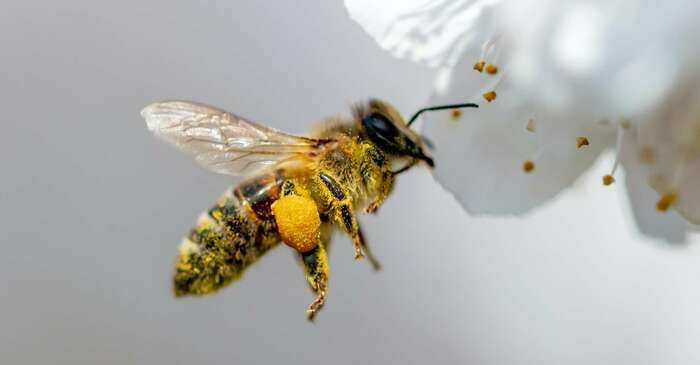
173,173,284,296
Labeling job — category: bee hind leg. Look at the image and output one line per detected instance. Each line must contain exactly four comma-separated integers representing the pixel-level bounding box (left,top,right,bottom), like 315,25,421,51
300,243,329,321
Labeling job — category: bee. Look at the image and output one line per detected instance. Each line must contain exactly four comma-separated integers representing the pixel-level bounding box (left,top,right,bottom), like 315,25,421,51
141,99,477,320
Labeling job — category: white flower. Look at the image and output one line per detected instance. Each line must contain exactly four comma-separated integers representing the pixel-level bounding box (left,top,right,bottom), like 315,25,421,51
345,0,700,241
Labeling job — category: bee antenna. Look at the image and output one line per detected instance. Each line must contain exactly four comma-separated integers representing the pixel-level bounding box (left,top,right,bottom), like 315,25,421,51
406,102,479,127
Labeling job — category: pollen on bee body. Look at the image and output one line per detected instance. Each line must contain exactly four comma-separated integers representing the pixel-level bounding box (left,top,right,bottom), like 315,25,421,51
271,195,320,253
178,238,201,255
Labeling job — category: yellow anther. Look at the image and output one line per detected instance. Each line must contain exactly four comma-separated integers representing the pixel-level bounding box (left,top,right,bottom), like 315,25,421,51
576,136,590,148
473,61,485,72
483,91,497,102
522,160,535,173
656,192,677,212
272,195,320,253
450,108,462,121
602,175,615,186
526,118,536,132
485,64,499,74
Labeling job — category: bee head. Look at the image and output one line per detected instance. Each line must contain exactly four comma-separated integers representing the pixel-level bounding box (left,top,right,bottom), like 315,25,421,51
356,99,435,167
355,99,478,170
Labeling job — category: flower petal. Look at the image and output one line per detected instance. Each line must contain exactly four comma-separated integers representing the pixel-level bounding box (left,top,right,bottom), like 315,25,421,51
424,52,616,214
620,129,687,243
636,79,700,225
672,159,700,224
344,0,503,67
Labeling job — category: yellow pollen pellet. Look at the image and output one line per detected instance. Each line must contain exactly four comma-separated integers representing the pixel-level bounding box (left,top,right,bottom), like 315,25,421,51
473,61,485,72
576,136,590,148
485,64,498,74
483,91,497,102
656,192,677,212
271,195,320,253
602,175,615,186
450,108,462,120
522,160,535,173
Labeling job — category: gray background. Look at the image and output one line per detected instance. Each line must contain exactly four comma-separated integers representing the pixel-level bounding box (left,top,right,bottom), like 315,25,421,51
3,1,700,364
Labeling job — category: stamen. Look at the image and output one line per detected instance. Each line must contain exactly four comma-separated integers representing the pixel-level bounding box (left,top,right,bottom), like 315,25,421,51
602,125,624,186
475,37,501,74
450,108,462,120
522,160,535,173
526,118,536,132
655,158,689,212
656,192,677,212
482,70,508,103
620,118,632,129
478,38,496,63
576,136,590,149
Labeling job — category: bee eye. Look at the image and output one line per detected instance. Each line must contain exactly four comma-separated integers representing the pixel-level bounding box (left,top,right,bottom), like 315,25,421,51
362,113,400,151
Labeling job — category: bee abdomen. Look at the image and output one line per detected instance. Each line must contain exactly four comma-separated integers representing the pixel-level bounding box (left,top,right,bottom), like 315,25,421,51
173,188,279,297
233,172,284,220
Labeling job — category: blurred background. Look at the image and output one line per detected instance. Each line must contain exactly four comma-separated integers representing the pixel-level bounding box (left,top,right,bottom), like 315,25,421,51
2,1,700,364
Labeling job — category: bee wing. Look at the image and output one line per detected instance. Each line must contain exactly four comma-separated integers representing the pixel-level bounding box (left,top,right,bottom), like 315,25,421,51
142,101,330,176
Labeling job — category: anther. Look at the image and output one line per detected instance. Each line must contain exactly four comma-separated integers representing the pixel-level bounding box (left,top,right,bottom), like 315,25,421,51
603,126,624,188
576,136,590,149
483,91,497,102
485,64,498,74
602,175,615,186
473,61,485,72
522,160,535,173
656,192,677,212
526,118,536,132
450,109,462,120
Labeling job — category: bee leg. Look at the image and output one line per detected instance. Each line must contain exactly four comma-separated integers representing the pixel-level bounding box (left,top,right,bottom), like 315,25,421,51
300,242,329,321
365,169,395,214
358,227,381,271
318,172,366,260
335,203,365,260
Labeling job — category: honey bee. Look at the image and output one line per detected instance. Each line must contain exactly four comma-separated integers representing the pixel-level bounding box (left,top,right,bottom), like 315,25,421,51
142,99,477,320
